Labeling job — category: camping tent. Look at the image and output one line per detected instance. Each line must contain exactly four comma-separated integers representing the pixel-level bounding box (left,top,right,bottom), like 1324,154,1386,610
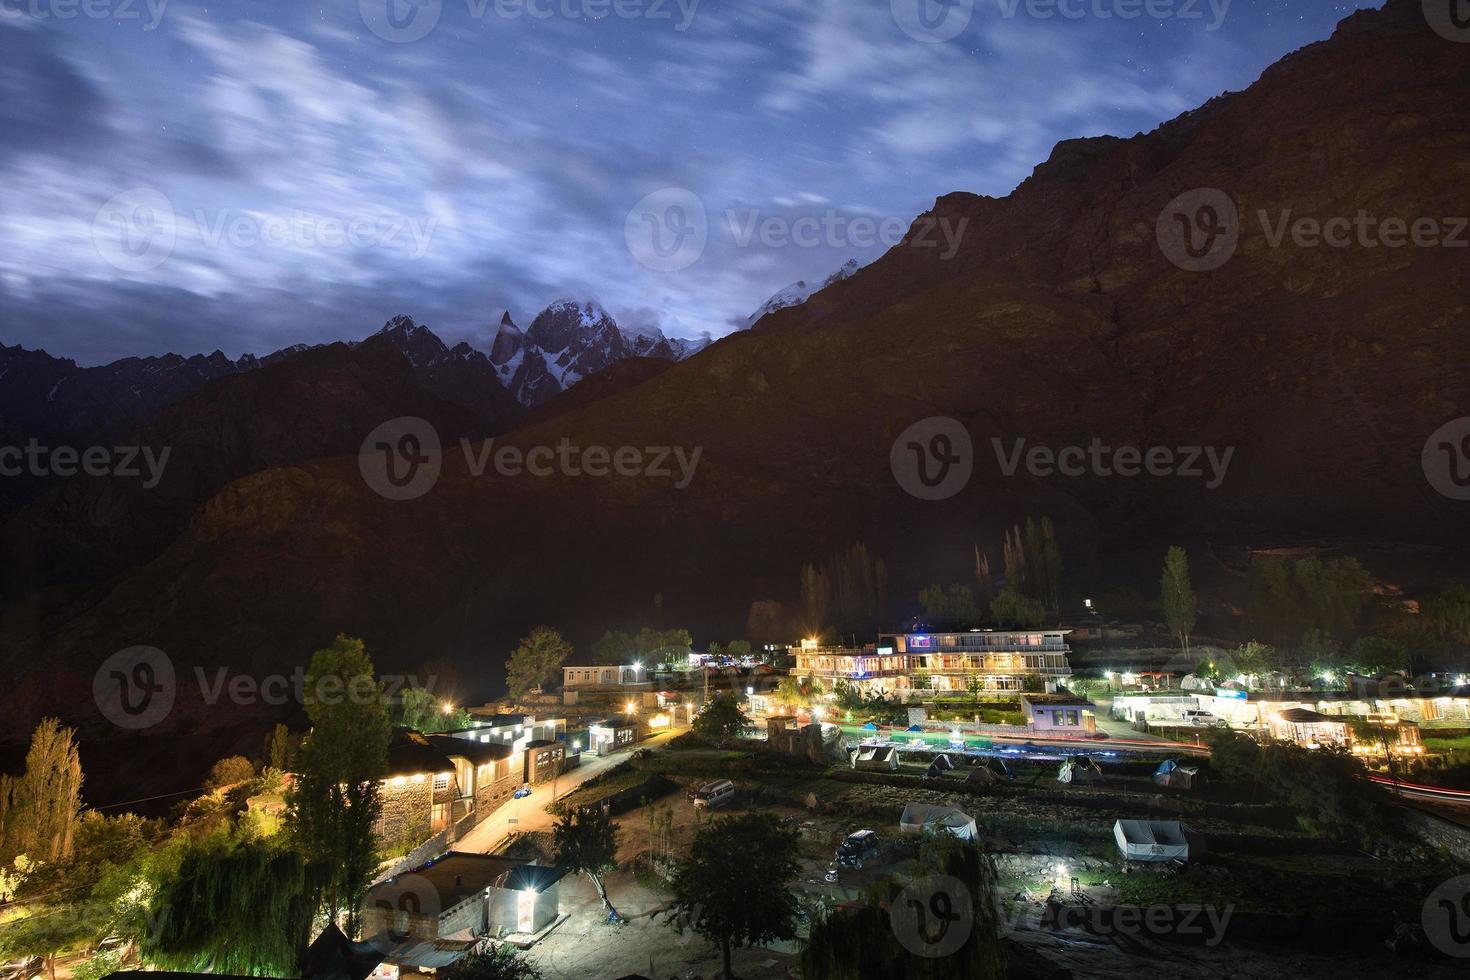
1154,759,1202,790
1057,757,1103,784
1113,819,1190,862
862,722,879,731
851,745,899,771
899,803,977,840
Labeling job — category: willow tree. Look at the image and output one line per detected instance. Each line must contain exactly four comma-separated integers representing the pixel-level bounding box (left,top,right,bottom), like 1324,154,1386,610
0,717,84,867
140,834,326,976
286,635,390,933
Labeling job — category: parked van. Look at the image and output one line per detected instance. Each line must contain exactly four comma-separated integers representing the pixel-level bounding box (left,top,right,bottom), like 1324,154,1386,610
835,829,880,868
692,779,735,809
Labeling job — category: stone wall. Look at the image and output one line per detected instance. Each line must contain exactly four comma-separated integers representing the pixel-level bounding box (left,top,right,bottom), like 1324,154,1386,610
377,779,433,847
1401,807,1470,860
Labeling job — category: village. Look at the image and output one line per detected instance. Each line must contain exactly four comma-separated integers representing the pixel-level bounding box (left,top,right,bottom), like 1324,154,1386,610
3,617,1470,980
267,626,1470,979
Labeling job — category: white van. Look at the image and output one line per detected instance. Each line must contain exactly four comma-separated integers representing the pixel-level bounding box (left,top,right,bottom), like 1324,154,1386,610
692,779,735,809
1182,710,1226,728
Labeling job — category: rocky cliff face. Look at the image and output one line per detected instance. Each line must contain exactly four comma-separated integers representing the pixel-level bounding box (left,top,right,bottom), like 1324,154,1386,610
1,0,1465,735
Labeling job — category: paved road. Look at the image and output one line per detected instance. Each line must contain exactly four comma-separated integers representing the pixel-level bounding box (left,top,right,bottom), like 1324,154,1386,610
456,728,682,854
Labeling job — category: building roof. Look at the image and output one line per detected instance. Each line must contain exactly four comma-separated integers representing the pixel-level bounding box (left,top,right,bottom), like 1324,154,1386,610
590,715,638,729
465,710,530,726
300,923,382,980
1021,692,1094,707
384,729,455,779
373,852,567,911
1277,707,1338,724
426,733,514,765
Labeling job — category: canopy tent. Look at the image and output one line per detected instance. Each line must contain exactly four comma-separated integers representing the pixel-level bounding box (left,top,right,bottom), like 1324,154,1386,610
899,803,978,840
1113,819,1190,862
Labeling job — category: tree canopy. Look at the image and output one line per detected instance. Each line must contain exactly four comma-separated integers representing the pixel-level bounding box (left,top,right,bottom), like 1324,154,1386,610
286,634,390,931
691,694,751,742
507,626,574,696
670,812,802,979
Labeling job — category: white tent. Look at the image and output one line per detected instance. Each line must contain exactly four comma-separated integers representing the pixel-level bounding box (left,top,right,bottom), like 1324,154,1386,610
899,803,977,840
851,745,899,771
1113,819,1190,863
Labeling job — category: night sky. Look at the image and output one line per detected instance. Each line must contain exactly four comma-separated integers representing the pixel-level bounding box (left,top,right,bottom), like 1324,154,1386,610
1,0,1375,365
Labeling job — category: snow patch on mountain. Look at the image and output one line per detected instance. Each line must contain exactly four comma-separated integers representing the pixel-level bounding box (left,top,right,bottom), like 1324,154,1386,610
741,258,862,329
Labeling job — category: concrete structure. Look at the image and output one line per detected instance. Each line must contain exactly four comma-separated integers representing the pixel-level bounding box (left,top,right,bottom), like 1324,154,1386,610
789,630,1075,700
561,664,646,688
587,715,639,755
363,852,566,946
1020,692,1097,734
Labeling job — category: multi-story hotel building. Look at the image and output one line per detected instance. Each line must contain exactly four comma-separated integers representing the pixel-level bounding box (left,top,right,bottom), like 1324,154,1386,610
790,629,1074,698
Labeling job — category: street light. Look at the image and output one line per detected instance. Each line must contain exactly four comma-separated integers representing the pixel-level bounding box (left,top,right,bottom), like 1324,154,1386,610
441,701,454,715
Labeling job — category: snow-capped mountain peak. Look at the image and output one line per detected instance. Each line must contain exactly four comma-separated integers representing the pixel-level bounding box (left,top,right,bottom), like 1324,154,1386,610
742,258,861,329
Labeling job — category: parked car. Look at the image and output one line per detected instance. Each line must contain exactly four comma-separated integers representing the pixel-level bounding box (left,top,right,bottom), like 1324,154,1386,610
513,783,532,799
1,957,42,980
692,779,735,809
835,829,880,868
1182,710,1226,728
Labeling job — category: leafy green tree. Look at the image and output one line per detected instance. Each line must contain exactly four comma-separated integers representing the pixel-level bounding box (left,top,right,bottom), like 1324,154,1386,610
799,563,833,634
1160,546,1197,658
0,717,84,867
507,626,573,696
745,600,792,649
989,589,1043,628
552,807,620,918
724,640,753,662
800,838,1005,979
1422,584,1470,648
396,687,472,733
590,630,638,664
670,813,801,980
206,756,255,790
1231,641,1276,683
286,635,390,932
692,694,751,742
1347,635,1408,675
441,945,543,980
139,833,325,976
0,904,98,980
919,583,980,627
774,675,822,710
264,724,299,772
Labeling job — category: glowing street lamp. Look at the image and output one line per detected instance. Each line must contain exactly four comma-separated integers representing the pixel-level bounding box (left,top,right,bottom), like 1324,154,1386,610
441,701,455,715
